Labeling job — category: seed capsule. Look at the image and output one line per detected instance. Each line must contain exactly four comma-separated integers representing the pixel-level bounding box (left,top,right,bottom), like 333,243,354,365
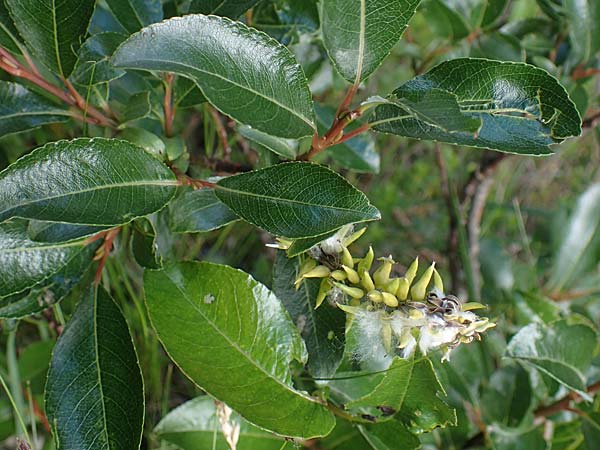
299,258,317,276
433,268,444,292
410,262,435,301
373,256,395,288
383,278,400,295
315,278,332,309
341,247,354,268
396,277,410,300
333,282,364,299
382,292,399,307
405,256,419,283
343,227,367,247
331,270,347,281
304,265,330,278
342,265,360,284
367,290,383,303
357,246,374,273
361,270,375,291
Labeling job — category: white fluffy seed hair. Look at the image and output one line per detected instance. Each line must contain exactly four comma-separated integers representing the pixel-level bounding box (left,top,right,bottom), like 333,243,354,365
350,309,393,369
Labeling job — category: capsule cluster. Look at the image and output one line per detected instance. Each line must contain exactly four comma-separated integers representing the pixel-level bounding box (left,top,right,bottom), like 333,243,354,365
291,226,496,362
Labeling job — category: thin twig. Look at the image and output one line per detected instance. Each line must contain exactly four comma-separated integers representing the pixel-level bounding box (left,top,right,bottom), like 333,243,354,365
164,73,175,137
467,176,494,298
534,381,600,418
209,108,231,159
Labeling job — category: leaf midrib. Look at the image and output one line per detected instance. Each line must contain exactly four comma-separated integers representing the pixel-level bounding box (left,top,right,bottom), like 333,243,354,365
0,179,177,217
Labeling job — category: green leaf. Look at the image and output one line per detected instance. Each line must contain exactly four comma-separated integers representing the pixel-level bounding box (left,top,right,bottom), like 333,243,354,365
168,187,239,234
70,32,128,86
131,213,174,269
5,0,96,77
315,105,379,173
238,125,299,160
490,424,546,450
214,162,380,239
564,0,600,63
425,0,470,40
346,357,456,431
27,221,105,243
112,14,316,138
0,81,70,137
144,262,335,438
188,0,260,18
105,0,163,34
547,183,600,292
321,0,421,82
0,220,94,299
358,421,420,450
0,138,177,226
582,412,600,449
286,229,341,258
154,396,285,450
272,252,345,378
372,58,582,155
481,0,509,29
505,318,598,399
0,1,21,54
174,77,206,109
480,365,533,427
119,91,152,126
45,287,145,450
18,340,54,393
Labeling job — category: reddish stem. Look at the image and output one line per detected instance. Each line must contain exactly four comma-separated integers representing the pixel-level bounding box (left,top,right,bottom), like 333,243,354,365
210,107,231,159
164,73,175,137
85,228,121,285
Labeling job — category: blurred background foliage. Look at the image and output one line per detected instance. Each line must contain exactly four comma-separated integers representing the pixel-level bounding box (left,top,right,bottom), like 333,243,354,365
1,0,599,449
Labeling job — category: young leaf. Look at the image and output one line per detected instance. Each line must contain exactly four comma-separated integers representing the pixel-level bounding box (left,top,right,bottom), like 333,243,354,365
214,162,380,238
70,32,128,86
358,421,420,450
0,220,94,299
45,287,144,450
105,0,163,34
321,0,421,82
154,396,285,450
168,187,239,234
144,262,336,438
0,138,177,226
506,318,598,399
4,0,96,77
188,0,261,18
272,252,346,378
112,14,316,139
0,81,71,137
372,58,582,155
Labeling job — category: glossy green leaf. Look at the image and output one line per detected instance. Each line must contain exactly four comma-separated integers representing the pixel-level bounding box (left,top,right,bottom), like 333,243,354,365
316,104,379,173
45,287,144,450
358,421,420,450
168,187,238,234
174,77,206,109
0,1,21,54
425,0,470,40
144,262,335,438
506,318,598,399
272,252,345,378
481,0,509,29
238,125,299,160
0,220,94,299
547,183,600,292
0,81,70,137
0,138,177,226
112,14,316,138
372,58,582,155
154,396,285,450
27,221,105,243
70,32,128,86
106,0,163,33
120,91,152,125
188,0,260,18
131,213,174,269
347,357,455,430
286,229,341,258
565,0,600,64
481,365,533,426
5,0,96,76
322,0,421,82
582,412,600,449
214,162,380,238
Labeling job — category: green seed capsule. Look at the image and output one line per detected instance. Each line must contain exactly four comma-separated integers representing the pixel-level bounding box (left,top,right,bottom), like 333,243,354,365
299,258,317,277
341,247,354,268
304,265,331,278
410,262,435,301
333,282,364,299
405,256,419,284
373,256,395,288
383,278,400,295
367,290,383,303
357,246,374,273
342,265,360,284
382,292,399,307
396,277,410,300
315,278,332,309
343,226,367,247
361,270,375,291
331,270,347,281
433,267,444,292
